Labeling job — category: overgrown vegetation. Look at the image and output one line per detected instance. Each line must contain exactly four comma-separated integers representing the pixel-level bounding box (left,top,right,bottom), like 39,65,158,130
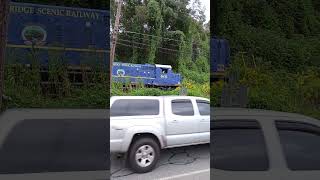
5,81,108,108
4,48,109,109
111,0,210,98
111,78,210,99
213,0,320,119
3,0,109,109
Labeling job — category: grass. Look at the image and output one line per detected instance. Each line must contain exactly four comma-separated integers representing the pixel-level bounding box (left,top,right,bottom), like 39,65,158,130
4,83,109,109
111,79,210,99
3,64,109,109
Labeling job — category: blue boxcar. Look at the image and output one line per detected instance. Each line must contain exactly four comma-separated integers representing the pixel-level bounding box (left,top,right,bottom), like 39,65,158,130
112,62,182,88
211,38,230,74
6,2,109,66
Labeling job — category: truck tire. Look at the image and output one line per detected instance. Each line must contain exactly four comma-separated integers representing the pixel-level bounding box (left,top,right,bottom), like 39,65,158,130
128,137,160,173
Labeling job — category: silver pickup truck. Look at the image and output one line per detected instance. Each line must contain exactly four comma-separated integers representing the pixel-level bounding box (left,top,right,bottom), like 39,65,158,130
212,108,320,180
110,96,210,173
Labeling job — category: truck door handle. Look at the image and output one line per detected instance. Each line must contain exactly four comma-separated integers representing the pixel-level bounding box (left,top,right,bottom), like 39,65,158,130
172,119,178,123
112,126,123,130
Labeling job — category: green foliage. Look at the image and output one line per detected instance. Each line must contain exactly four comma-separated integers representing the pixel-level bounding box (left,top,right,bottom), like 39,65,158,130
114,0,209,99
211,80,224,106
146,0,163,63
5,82,108,108
213,0,320,119
116,0,209,69
4,68,109,108
4,48,109,108
111,81,210,99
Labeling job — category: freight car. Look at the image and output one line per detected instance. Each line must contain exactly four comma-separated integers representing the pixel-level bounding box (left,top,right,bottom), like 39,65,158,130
211,38,230,82
112,62,182,89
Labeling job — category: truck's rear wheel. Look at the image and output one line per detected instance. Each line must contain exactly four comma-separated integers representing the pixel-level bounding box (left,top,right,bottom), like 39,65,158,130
128,137,160,173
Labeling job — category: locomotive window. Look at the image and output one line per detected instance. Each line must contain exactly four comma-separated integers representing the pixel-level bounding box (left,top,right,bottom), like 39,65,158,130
161,68,168,74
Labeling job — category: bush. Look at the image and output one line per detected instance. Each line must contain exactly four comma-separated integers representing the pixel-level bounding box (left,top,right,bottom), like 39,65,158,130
111,79,210,99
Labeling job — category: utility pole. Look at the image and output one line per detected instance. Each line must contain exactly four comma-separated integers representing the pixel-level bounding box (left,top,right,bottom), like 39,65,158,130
110,0,122,82
0,0,9,110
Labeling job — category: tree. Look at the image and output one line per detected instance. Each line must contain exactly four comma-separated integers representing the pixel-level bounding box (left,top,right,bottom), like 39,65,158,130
116,0,208,65
213,0,320,118
189,0,206,25
146,0,163,63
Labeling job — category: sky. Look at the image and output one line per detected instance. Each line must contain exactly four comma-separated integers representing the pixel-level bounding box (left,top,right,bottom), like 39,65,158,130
200,0,210,23
188,0,210,23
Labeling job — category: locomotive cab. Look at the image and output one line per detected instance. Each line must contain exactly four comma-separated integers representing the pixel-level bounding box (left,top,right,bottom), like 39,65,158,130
154,64,181,89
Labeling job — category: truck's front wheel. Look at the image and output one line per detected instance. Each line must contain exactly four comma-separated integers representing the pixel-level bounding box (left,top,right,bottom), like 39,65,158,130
128,137,160,173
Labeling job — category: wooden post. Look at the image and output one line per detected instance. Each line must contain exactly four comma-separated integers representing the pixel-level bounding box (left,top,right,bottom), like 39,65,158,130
110,0,123,83
0,0,9,110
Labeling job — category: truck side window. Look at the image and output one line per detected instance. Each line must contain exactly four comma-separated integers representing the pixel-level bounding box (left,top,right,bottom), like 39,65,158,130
196,100,210,116
276,121,320,171
212,120,269,171
0,119,108,174
171,99,194,116
111,99,159,116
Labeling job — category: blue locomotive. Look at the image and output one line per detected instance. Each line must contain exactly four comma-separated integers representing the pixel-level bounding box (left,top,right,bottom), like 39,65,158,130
112,62,182,89
7,2,109,66
211,38,230,81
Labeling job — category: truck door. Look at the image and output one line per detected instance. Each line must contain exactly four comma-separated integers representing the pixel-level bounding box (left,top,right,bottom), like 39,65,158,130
164,97,198,147
195,99,210,143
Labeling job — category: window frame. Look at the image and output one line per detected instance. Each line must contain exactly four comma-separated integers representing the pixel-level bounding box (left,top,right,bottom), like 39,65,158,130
171,99,195,116
0,118,108,174
212,119,270,171
110,99,160,117
196,100,210,116
275,120,320,171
